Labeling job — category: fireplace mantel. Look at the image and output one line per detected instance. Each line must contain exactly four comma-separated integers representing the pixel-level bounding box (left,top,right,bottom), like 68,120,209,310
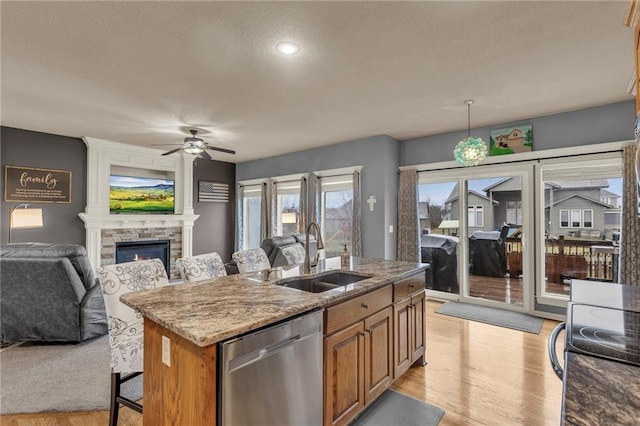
79,137,199,272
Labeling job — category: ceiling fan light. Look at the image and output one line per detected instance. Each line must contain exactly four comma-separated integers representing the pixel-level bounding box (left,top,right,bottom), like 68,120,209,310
184,140,205,154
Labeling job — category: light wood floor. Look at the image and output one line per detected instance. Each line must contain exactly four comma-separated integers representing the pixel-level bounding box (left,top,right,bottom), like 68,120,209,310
1,299,563,426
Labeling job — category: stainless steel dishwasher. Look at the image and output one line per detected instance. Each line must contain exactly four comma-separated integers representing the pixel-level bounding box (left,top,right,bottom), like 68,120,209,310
219,309,323,426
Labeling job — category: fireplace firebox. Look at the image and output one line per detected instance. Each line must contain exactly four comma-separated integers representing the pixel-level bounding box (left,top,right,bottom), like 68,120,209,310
115,240,171,277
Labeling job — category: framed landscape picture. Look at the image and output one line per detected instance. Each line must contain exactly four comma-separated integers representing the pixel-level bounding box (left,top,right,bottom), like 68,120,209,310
489,124,533,156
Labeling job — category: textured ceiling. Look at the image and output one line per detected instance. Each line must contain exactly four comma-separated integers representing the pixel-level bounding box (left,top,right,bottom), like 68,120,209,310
1,1,634,163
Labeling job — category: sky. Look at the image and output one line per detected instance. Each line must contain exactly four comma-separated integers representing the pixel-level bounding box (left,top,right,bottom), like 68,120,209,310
110,175,174,187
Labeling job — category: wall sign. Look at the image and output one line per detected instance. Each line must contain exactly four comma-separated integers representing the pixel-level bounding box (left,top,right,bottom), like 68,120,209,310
4,165,72,203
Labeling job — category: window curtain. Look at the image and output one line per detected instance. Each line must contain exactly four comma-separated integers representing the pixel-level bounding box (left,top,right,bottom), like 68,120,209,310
310,173,321,225
352,170,363,256
620,144,639,286
235,184,244,251
268,179,278,238
299,175,308,234
397,169,420,262
260,182,269,242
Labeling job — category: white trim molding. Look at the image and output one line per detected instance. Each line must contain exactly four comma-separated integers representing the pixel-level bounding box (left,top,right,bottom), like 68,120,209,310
79,137,199,271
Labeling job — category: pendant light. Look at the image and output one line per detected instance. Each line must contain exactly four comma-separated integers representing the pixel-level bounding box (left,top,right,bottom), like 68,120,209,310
453,99,487,167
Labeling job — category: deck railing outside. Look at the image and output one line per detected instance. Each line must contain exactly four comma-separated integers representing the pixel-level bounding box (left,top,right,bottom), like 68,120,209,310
505,236,618,282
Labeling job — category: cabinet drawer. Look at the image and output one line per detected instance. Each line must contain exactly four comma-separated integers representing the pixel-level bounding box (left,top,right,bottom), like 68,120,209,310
325,285,392,335
393,273,425,302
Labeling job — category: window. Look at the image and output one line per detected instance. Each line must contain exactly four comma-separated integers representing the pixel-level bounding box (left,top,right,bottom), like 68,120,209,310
320,175,353,257
571,209,581,228
241,184,262,250
582,209,593,228
506,201,522,225
275,181,301,236
468,205,483,227
559,210,569,228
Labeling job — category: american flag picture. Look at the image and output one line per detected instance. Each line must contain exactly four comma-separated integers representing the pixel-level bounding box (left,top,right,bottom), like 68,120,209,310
198,181,229,202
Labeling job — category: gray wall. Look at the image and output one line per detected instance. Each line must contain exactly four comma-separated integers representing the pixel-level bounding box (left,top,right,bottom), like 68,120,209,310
401,101,635,166
192,158,236,261
237,135,400,260
0,126,87,245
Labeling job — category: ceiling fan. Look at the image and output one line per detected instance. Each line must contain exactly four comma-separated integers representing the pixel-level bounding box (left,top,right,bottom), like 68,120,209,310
154,129,236,160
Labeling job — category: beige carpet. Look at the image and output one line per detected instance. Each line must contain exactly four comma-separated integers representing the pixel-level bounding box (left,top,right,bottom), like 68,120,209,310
0,335,142,414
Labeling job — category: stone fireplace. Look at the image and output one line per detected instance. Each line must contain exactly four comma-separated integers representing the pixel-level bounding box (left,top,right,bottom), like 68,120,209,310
79,137,199,278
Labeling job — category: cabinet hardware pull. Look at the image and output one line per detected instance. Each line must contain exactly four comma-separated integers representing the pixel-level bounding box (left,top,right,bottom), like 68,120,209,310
359,332,366,337
409,284,415,288
361,303,369,309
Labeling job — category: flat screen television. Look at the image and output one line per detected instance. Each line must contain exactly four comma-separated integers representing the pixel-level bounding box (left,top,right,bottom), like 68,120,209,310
110,175,175,214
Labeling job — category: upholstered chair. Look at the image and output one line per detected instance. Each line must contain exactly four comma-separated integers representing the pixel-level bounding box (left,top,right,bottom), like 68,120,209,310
231,248,271,273
281,243,306,266
97,258,170,426
176,252,227,282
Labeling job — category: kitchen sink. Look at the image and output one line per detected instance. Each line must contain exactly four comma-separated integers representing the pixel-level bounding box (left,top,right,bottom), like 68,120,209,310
276,272,370,293
313,272,370,286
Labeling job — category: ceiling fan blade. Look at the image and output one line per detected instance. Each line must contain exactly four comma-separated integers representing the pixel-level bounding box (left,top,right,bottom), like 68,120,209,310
199,150,213,160
161,147,184,156
205,145,236,155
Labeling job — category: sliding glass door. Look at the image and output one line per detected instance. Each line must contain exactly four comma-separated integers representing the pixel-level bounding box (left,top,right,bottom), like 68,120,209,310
535,155,622,308
419,165,533,312
418,151,624,315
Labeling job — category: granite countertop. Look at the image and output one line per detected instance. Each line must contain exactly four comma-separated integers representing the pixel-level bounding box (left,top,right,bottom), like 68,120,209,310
563,352,640,425
120,256,428,347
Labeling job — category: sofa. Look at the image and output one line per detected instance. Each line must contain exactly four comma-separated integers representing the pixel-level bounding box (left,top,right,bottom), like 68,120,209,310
0,242,108,343
260,234,317,268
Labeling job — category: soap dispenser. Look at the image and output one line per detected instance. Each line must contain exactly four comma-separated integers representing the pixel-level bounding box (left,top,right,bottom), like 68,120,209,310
341,244,350,269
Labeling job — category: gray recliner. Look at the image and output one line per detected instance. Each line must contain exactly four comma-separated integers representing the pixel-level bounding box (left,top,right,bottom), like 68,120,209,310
260,234,317,267
0,242,107,343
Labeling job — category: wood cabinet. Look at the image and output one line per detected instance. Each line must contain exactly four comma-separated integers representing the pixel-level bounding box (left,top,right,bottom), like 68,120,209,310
323,286,393,426
393,273,426,378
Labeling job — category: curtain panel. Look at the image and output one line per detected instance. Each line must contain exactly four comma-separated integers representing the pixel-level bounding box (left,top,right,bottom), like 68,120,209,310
260,182,269,242
352,170,363,256
299,175,308,234
397,169,420,262
620,144,640,286
268,179,278,238
310,173,321,226
235,184,244,251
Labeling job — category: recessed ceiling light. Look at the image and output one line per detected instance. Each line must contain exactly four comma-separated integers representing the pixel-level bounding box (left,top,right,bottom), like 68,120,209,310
276,41,300,55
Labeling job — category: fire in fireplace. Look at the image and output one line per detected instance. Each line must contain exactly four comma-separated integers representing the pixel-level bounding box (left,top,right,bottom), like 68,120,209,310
115,240,171,277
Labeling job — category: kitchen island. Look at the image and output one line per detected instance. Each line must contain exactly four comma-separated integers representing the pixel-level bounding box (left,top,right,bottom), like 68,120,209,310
121,256,429,425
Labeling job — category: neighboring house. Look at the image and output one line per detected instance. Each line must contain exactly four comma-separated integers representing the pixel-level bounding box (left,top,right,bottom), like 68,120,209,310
484,178,620,238
494,128,525,151
600,188,621,208
444,183,498,232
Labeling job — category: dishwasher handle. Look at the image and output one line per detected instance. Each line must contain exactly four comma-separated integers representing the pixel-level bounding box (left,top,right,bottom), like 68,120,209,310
548,322,565,380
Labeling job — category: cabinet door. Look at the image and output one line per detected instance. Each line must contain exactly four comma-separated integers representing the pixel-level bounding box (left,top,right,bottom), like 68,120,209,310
410,291,426,363
393,298,412,379
324,321,365,426
364,306,393,405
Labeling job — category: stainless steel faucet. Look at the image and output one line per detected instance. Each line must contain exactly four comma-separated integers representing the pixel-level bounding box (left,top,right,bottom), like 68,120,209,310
304,221,324,274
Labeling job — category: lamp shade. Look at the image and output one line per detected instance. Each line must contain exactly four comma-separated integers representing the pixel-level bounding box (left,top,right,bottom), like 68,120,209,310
281,212,297,224
454,136,488,167
10,208,43,229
